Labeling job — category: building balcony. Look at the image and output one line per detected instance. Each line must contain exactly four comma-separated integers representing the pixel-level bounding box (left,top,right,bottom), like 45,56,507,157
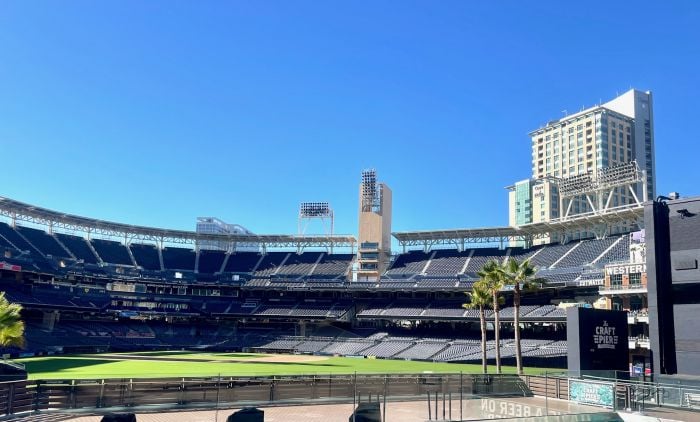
599,283,647,295
628,336,651,350
359,242,379,251
627,311,649,324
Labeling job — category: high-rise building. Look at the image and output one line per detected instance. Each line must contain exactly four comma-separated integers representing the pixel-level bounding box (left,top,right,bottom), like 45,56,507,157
507,178,560,245
602,90,655,198
508,178,559,225
509,89,655,236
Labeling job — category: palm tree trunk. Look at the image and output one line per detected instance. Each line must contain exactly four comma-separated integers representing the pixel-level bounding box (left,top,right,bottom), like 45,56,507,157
493,292,501,374
480,307,487,374
514,285,523,375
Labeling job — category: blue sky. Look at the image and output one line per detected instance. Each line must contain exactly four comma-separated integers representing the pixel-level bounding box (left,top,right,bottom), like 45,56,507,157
0,1,698,236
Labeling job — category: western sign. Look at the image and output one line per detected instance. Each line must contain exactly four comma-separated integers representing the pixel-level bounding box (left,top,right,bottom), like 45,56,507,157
605,263,646,276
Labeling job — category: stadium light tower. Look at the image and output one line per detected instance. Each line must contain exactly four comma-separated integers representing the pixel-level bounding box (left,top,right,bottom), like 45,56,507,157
357,169,392,282
557,160,647,219
298,202,334,237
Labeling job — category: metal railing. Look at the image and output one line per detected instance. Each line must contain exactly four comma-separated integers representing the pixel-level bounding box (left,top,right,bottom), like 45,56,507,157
0,372,530,419
528,371,700,414
599,283,647,293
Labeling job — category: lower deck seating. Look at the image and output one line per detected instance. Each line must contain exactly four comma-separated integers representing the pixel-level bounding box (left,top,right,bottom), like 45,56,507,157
13,319,568,366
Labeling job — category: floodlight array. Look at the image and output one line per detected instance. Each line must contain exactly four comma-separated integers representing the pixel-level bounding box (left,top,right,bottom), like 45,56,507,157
558,173,593,197
299,202,332,218
596,161,641,190
557,161,642,197
361,169,380,212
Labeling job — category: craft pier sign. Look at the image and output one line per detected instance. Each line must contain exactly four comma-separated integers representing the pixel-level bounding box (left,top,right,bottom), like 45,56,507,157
567,307,629,377
593,321,619,350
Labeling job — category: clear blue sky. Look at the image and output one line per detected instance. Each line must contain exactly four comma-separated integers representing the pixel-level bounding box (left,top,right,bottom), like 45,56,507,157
0,1,698,236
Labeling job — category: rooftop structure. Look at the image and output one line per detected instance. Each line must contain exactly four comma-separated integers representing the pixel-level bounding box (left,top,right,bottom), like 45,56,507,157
196,217,257,252
0,196,355,251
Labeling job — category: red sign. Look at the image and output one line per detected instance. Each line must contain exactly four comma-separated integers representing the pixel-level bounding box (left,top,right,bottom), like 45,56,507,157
0,262,21,271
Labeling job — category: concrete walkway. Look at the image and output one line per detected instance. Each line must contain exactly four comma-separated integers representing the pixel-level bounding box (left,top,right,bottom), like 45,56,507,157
51,396,603,422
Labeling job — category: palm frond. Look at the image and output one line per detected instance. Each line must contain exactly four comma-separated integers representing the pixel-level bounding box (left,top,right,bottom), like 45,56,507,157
0,292,25,348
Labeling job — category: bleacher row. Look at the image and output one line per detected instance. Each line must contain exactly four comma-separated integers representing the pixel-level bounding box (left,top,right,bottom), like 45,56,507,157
385,235,629,279
0,221,624,287
0,282,355,318
256,335,568,362
0,221,354,278
0,280,569,322
357,302,566,321
20,320,568,363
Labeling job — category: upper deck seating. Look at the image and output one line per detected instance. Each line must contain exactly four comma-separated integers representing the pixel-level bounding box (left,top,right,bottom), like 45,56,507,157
276,252,322,276
311,253,353,277
162,247,196,271
254,252,290,276
0,222,39,254
425,249,469,276
15,226,70,258
55,233,99,264
91,238,133,265
224,252,261,273
130,243,161,270
198,250,226,274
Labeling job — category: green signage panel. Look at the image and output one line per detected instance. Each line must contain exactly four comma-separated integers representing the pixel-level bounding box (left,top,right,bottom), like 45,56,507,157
569,380,614,408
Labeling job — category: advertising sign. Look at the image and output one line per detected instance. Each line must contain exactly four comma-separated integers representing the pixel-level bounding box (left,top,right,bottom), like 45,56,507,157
569,380,615,408
567,308,629,377
604,263,646,276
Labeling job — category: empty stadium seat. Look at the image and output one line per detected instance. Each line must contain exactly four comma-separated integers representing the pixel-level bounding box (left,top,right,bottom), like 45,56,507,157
91,238,133,265
130,243,161,270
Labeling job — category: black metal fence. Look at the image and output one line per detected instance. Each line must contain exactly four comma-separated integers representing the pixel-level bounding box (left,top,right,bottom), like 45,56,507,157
0,373,530,418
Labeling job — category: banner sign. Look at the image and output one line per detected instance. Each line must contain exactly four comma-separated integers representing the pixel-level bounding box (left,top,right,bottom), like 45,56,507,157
605,263,646,276
567,308,629,377
569,380,614,408
0,262,21,271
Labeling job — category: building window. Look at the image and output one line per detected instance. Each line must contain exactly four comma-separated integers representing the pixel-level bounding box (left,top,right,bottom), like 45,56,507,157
630,273,642,286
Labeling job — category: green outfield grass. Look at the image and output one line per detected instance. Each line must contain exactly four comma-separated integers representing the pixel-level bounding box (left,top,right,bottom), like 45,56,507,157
17,352,547,380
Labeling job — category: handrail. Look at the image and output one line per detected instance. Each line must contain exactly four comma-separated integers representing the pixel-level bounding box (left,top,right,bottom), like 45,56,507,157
1,358,25,370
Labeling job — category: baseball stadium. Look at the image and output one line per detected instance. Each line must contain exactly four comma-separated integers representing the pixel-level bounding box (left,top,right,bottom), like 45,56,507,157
2,86,700,421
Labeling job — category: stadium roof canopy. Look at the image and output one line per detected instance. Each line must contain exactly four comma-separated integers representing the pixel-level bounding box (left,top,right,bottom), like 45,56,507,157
392,204,644,250
0,196,356,250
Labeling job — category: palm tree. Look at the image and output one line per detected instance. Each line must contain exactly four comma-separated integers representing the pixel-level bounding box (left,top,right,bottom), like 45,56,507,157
477,259,505,374
500,258,544,375
463,281,493,374
0,292,25,349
